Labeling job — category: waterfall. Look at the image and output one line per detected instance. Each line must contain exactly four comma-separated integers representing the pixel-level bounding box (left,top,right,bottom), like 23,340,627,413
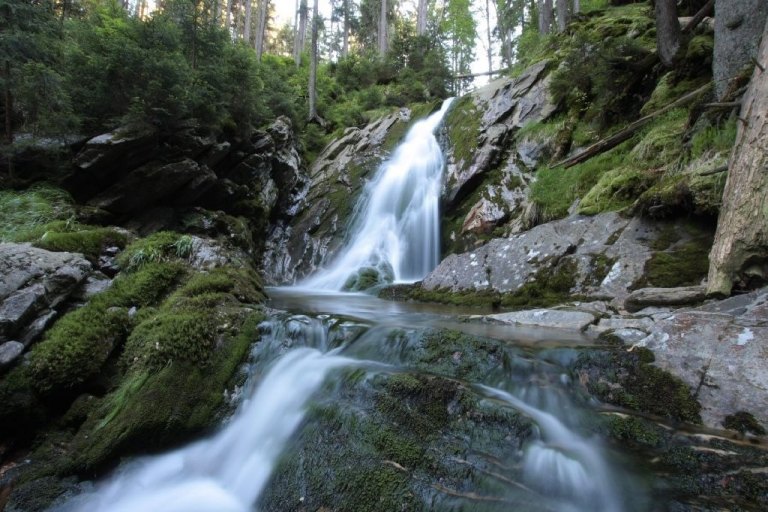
480,385,624,512
302,98,454,290
57,347,355,512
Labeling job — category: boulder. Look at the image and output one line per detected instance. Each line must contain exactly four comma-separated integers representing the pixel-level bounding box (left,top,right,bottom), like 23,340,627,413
0,341,24,369
633,287,768,429
88,159,216,215
483,309,596,331
624,286,707,313
0,244,92,344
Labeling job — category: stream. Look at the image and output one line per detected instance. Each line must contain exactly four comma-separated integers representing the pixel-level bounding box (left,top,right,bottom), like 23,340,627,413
55,96,655,512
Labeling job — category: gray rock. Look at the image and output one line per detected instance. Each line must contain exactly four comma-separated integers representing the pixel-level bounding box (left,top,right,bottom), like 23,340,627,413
0,243,92,342
0,341,24,368
624,286,707,313
634,287,768,429
71,273,113,302
484,309,596,331
20,310,58,347
73,127,157,176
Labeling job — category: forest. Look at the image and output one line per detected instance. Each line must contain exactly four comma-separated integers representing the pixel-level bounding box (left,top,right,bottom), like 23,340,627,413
1,0,768,511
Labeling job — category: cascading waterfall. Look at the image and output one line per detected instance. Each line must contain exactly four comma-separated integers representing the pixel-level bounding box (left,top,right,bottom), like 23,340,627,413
57,343,355,512
480,385,624,512
302,98,454,290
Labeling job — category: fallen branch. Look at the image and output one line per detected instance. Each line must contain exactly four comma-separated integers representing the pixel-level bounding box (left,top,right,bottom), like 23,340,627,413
698,165,728,176
702,101,741,109
553,82,713,169
681,0,715,34
454,69,507,80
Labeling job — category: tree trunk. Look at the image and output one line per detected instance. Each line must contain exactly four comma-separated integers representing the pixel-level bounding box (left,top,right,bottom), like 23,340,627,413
378,0,388,56
417,0,428,36
655,0,681,67
342,0,349,57
573,0,580,15
214,0,221,26
294,0,308,65
539,0,553,35
243,0,253,43
556,0,569,32
707,18,768,296
226,0,234,38
308,0,319,121
255,0,269,60
4,60,12,146
485,0,493,73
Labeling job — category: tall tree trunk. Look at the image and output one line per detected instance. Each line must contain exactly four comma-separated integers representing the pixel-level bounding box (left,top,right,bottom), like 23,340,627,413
417,0,428,36
294,0,308,65
4,60,12,146
378,0,388,56
214,0,221,26
556,0,569,32
485,0,493,73
226,0,234,38
308,0,319,121
342,0,349,57
244,0,253,43
573,0,580,15
539,0,553,34
255,0,269,60
192,0,199,68
655,0,681,67
707,18,768,296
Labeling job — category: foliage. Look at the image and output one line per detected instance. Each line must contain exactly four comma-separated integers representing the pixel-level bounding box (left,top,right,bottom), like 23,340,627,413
117,231,193,271
0,184,74,242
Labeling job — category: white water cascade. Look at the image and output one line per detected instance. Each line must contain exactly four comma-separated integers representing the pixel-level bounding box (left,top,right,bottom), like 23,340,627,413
302,98,454,290
481,385,624,512
58,348,355,512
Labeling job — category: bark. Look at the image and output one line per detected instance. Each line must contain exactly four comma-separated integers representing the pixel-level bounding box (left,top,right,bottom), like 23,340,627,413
294,0,308,65
681,0,713,34
255,0,269,60
556,0,570,33
243,0,253,43
378,0,388,56
226,0,234,38
539,0,553,35
417,0,428,36
707,18,768,296
308,0,319,121
342,0,349,57
655,0,682,67
485,0,493,73
214,0,221,26
573,0,579,15
4,60,12,145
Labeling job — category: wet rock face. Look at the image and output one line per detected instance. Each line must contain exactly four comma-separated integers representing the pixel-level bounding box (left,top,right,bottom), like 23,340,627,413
0,243,93,356
440,62,557,252
634,287,768,429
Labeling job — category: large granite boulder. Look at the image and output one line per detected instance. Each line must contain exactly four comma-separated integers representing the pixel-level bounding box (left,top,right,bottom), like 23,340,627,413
0,244,93,357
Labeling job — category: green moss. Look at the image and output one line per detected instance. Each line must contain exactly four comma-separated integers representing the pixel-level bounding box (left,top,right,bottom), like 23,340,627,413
117,231,193,271
641,74,709,115
531,140,634,222
27,307,129,394
336,465,413,512
14,220,128,260
0,184,74,242
25,262,184,394
500,259,580,308
629,109,687,168
578,167,654,215
68,310,264,472
122,312,217,370
586,253,616,287
606,415,662,447
723,411,767,435
690,117,737,159
641,239,711,288
445,95,482,170
369,427,423,468
171,266,265,305
620,364,701,423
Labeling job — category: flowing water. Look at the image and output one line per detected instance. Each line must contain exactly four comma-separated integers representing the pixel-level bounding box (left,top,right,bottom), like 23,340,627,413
55,104,649,511
302,98,454,290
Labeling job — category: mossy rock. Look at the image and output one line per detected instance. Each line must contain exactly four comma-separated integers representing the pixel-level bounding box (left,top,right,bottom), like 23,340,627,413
444,95,482,171
578,167,654,215
723,411,767,436
117,231,194,271
65,310,263,473
13,220,128,261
